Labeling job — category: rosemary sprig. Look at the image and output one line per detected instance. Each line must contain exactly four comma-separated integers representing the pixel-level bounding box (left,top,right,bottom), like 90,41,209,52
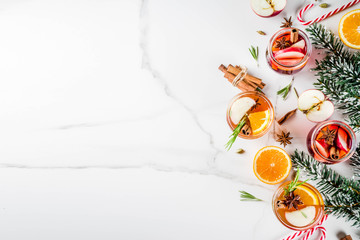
225,116,246,151
283,169,308,195
249,45,259,67
277,77,294,100
239,190,263,201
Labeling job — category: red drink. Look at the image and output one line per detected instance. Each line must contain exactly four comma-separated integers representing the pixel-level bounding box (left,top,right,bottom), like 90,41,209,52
266,28,311,75
306,120,356,164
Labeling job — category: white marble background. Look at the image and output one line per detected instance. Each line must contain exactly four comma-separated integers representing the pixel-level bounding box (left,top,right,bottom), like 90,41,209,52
0,0,358,239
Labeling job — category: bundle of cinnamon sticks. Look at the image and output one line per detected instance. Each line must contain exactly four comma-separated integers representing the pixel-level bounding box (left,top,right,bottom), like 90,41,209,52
219,64,265,92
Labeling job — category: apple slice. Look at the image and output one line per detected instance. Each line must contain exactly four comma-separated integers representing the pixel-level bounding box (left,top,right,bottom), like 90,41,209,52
285,206,316,227
230,97,256,124
250,0,287,18
298,90,325,111
275,48,305,59
298,90,334,122
315,139,330,158
306,100,334,122
276,58,302,66
336,128,349,152
291,40,305,49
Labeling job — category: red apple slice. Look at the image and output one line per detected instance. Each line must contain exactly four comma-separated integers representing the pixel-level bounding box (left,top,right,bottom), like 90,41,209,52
250,0,287,18
336,128,349,151
275,47,305,56
315,139,330,158
291,40,305,49
276,58,302,65
306,100,334,122
275,51,305,60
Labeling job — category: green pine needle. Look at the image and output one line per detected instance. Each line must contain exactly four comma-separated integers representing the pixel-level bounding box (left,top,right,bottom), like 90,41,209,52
249,45,259,67
225,116,246,151
239,190,263,201
291,149,360,228
277,77,294,100
306,23,360,132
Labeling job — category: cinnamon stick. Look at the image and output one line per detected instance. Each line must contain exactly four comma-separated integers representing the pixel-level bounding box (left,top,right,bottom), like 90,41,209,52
290,28,299,43
330,146,340,161
241,118,252,135
277,109,297,125
219,64,255,91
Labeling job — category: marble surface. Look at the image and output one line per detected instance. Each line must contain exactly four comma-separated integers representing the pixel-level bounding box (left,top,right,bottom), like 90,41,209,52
0,0,359,239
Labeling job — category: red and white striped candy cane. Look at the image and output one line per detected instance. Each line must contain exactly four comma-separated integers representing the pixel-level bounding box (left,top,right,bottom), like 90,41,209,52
281,214,328,240
297,0,360,25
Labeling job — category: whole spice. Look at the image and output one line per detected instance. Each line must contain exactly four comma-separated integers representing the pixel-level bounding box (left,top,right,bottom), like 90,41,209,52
275,37,291,49
290,28,299,43
319,126,337,145
277,191,303,210
278,109,297,125
256,30,266,35
236,148,245,154
340,235,352,240
241,117,252,136
280,16,293,28
330,146,340,160
276,131,293,147
319,3,329,8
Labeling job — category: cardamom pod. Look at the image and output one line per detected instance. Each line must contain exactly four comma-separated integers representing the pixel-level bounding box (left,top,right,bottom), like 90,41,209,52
236,148,245,154
256,31,266,35
319,3,329,8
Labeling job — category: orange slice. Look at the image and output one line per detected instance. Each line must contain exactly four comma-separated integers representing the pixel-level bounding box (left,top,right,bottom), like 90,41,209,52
293,185,319,205
253,146,291,185
339,9,360,49
248,110,270,135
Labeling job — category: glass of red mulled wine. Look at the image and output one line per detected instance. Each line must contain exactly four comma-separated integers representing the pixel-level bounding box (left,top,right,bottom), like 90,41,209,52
266,28,311,75
306,120,356,164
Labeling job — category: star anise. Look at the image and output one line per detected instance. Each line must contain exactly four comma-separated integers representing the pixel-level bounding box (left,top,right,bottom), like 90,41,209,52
250,98,261,111
319,126,337,145
280,16,293,28
276,131,293,147
275,37,291,50
277,192,303,210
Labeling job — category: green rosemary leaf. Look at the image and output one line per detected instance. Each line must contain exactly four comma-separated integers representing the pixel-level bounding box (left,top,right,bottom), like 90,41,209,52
283,169,309,195
277,77,294,100
239,190,263,201
249,45,259,66
225,116,246,151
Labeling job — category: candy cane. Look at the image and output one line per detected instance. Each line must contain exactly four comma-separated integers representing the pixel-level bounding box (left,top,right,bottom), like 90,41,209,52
297,0,360,25
281,214,328,240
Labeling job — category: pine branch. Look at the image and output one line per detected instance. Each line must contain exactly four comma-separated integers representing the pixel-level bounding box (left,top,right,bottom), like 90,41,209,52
291,150,360,227
350,142,360,178
306,24,360,131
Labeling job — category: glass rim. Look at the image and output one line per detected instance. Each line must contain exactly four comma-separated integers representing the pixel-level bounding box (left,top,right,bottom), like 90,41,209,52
272,181,324,231
226,91,274,139
268,27,312,68
311,120,357,163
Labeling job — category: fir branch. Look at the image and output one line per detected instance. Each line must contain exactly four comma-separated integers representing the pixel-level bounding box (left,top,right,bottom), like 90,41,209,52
350,142,360,178
249,45,259,67
277,77,294,100
239,190,263,201
291,150,360,227
306,24,360,131
225,116,246,151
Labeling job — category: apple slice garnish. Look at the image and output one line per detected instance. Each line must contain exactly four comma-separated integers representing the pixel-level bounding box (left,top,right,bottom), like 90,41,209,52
298,89,334,123
285,206,316,227
250,0,287,18
275,47,305,58
291,40,305,49
276,58,303,66
315,139,330,158
336,127,349,152
230,97,256,124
